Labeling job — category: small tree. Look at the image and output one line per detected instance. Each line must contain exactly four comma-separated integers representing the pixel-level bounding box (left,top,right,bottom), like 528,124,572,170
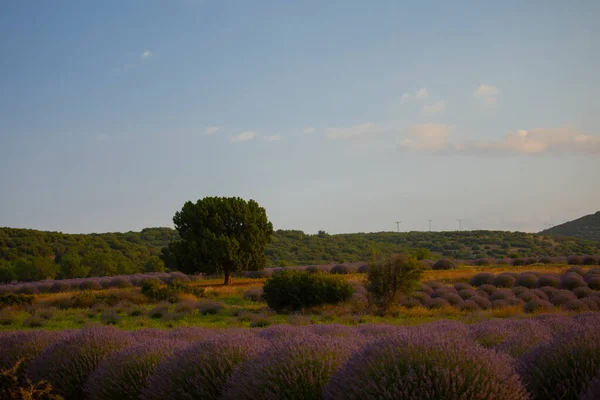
169,196,274,285
366,254,423,314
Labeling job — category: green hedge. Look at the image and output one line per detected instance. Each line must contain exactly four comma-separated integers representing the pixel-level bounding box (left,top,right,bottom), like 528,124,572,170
263,270,353,312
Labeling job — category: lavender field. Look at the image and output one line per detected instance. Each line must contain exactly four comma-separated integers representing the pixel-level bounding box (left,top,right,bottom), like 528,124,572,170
2,314,600,400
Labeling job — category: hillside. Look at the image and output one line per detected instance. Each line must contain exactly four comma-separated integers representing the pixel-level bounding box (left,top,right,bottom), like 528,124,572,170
540,211,600,241
1,226,599,274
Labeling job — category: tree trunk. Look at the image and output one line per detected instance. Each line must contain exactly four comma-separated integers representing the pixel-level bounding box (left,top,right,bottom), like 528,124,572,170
224,272,232,286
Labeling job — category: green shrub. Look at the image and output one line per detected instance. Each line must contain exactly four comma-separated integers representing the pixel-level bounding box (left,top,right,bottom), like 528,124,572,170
0,293,35,307
263,270,353,312
141,277,198,303
366,254,423,314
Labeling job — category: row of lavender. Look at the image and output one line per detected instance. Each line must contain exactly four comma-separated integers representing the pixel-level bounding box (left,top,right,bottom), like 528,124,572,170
0,271,194,295
400,267,600,312
2,314,600,400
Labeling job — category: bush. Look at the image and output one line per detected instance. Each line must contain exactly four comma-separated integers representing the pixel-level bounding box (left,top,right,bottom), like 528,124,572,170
477,284,496,295
518,291,537,302
0,293,34,307
567,256,583,265
492,274,516,288
469,272,495,287
453,282,471,291
440,292,464,306
562,299,588,312
432,259,456,270
50,281,71,293
223,335,363,400
582,256,598,266
536,274,561,288
512,286,528,296
515,273,538,288
79,280,102,291
426,281,444,290
588,276,600,290
427,297,450,309
100,309,122,325
330,264,350,274
262,270,353,313
109,277,132,289
17,284,39,295
560,273,588,290
147,304,169,319
573,286,592,299
460,300,480,311
143,333,269,400
197,301,225,315
85,339,186,400
489,289,516,301
324,331,527,400
27,326,135,399
458,289,477,299
519,323,600,400
364,255,423,313
242,287,264,302
524,299,555,313
474,258,493,266
245,270,273,278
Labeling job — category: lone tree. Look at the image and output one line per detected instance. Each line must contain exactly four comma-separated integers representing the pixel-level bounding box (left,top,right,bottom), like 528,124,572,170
165,196,273,285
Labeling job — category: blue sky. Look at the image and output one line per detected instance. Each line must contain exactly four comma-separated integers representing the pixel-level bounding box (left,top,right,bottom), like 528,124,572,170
1,0,599,234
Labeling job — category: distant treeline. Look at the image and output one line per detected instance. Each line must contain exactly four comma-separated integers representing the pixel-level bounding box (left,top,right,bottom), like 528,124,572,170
1,227,600,282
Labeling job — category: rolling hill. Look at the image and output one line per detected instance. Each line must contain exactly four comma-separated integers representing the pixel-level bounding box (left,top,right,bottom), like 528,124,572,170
540,211,600,242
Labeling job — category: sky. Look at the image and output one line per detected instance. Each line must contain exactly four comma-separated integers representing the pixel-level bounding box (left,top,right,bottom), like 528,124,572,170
1,0,599,235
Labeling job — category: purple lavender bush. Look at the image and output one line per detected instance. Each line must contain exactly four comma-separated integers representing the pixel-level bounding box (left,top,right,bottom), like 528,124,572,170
142,332,269,400
515,273,538,288
493,273,516,288
580,370,600,400
324,331,528,400
0,330,70,372
27,326,135,400
84,338,188,400
109,277,132,289
222,335,364,400
519,321,600,400
469,272,496,286
536,274,561,288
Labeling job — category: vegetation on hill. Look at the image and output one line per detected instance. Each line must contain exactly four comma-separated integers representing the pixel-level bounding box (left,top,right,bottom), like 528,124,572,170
1,226,600,282
540,211,600,242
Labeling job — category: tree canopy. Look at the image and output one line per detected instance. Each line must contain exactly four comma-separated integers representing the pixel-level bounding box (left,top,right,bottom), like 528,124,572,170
166,197,274,284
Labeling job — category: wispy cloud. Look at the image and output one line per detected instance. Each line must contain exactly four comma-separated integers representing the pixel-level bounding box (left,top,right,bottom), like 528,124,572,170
204,126,219,135
141,50,153,58
416,88,428,99
303,127,315,134
262,134,283,142
474,84,499,105
422,100,446,117
399,124,453,152
228,131,256,144
398,126,599,156
326,122,379,141
401,93,411,102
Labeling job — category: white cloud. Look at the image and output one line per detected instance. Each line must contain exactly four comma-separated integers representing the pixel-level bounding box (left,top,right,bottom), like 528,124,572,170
422,100,446,117
416,88,428,99
141,50,153,58
474,84,500,97
262,134,283,142
484,97,497,106
399,124,453,152
204,126,219,135
401,93,411,102
228,131,256,144
326,122,379,140
303,127,315,134
473,128,600,155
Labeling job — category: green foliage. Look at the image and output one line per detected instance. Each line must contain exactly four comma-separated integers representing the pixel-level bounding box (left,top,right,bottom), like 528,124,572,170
140,278,196,303
0,260,15,284
59,252,89,279
540,210,600,241
0,293,35,307
262,270,353,312
366,254,423,314
143,256,165,273
168,197,274,284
